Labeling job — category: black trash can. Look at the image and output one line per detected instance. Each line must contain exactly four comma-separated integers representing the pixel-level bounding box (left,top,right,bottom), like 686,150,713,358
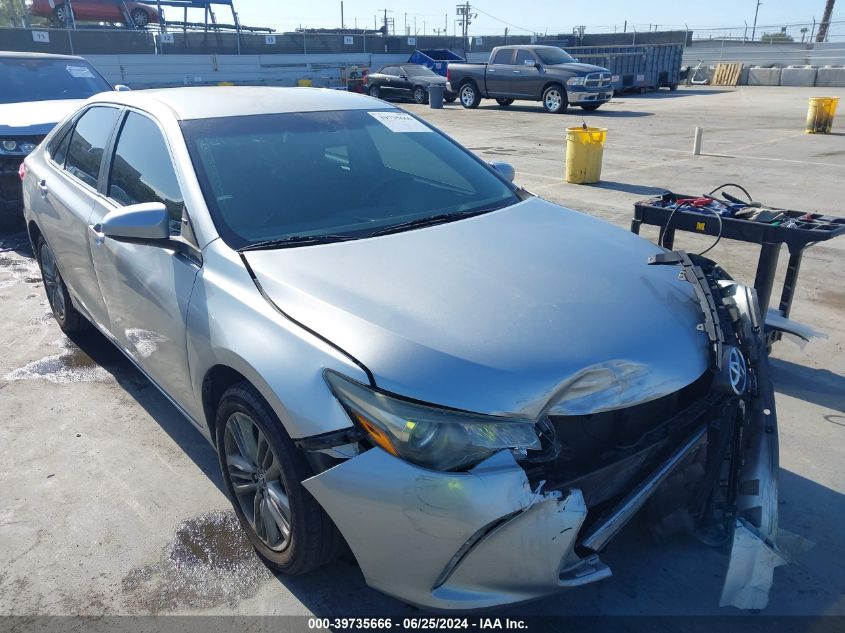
429,84,445,109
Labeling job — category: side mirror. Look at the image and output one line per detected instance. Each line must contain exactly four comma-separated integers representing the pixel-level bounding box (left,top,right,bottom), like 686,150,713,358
399,74,407,79
101,202,170,242
114,84,131,92
490,161,515,182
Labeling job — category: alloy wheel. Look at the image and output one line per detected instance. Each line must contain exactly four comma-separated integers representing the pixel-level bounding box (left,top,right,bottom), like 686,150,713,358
224,412,291,551
414,87,426,103
131,9,149,27
460,85,475,107
545,88,563,112
39,243,66,322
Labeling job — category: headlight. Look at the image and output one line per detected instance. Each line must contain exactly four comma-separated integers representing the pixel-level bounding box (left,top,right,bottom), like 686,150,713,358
567,76,586,87
0,140,37,155
325,370,540,471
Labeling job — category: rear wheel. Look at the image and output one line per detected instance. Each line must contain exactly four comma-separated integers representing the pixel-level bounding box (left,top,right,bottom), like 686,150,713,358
130,8,149,27
496,98,515,107
542,85,567,113
53,4,72,25
216,382,341,574
36,236,86,333
412,86,428,104
459,82,481,109
368,85,381,99
580,103,602,111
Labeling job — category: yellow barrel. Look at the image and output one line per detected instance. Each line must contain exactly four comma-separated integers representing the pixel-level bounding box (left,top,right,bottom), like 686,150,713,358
297,78,313,87
565,127,607,184
805,96,839,134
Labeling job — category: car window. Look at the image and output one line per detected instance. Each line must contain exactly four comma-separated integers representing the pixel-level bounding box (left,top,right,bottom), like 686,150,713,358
108,112,185,234
534,47,575,65
181,109,520,250
64,106,120,189
381,66,400,76
47,121,74,167
491,49,514,65
0,58,111,105
515,50,537,66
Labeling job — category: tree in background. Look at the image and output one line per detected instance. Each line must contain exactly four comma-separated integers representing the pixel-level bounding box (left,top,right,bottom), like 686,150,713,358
760,31,795,43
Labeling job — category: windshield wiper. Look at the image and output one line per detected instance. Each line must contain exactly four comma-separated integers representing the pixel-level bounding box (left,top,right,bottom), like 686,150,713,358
370,205,506,237
238,233,358,252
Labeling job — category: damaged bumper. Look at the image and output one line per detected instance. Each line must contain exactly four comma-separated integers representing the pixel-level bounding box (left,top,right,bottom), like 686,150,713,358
304,252,782,611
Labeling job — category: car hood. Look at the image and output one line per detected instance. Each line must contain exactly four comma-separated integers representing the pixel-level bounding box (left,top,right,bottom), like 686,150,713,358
551,62,610,74
0,99,85,137
244,198,710,419
415,75,448,85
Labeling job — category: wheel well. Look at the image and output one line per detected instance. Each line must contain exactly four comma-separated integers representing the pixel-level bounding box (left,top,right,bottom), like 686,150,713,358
542,81,566,97
27,220,42,255
202,365,249,446
459,78,477,90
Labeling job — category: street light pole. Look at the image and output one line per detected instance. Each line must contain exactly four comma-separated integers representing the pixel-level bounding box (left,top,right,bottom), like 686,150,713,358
751,0,762,42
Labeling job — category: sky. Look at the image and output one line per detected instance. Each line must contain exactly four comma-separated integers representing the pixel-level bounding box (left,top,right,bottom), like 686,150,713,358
214,0,841,36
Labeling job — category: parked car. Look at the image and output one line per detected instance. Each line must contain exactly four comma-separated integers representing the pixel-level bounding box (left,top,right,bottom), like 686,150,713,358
22,87,780,611
447,45,613,113
365,64,455,104
0,52,116,231
27,0,159,28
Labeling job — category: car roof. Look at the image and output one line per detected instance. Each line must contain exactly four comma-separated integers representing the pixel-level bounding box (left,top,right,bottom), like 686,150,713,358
87,86,394,120
0,51,89,61
494,45,560,50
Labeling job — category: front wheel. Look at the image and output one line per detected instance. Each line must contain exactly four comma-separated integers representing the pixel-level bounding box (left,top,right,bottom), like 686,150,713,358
459,83,481,109
53,4,72,25
412,86,428,104
368,84,381,99
542,85,567,113
130,8,149,27
496,98,515,107
580,103,602,111
444,93,457,103
216,382,340,574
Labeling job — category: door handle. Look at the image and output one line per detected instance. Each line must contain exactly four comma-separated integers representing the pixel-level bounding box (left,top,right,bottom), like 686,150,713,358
489,68,495,72
512,70,521,73
38,179,48,197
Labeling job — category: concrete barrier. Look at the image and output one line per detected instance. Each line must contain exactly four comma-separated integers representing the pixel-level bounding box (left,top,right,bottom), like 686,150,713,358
747,66,782,86
816,66,845,87
780,65,818,87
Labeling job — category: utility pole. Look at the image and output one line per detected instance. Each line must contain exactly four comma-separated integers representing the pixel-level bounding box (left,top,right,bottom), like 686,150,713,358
751,0,763,41
455,2,474,53
340,1,344,29
817,0,835,42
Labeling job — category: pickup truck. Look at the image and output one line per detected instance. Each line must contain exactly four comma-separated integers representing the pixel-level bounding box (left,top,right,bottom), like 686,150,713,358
446,45,613,114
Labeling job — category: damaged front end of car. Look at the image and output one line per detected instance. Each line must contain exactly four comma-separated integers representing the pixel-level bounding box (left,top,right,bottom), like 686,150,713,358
298,251,782,611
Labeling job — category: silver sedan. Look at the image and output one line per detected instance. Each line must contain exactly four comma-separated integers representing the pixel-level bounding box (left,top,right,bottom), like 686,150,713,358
21,87,781,610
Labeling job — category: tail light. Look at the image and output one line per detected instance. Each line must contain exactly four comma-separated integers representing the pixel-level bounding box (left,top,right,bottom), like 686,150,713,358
18,162,25,182
446,67,451,82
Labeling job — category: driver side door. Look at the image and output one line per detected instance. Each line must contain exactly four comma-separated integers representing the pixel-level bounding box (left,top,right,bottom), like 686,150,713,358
89,109,202,417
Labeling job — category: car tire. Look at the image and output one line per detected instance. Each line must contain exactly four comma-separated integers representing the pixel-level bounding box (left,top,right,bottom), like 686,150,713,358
216,382,341,575
53,4,72,25
580,104,601,111
130,8,149,27
669,84,679,91
412,86,428,104
444,93,457,103
542,85,567,114
496,98,515,107
459,82,481,109
368,85,381,99
36,236,87,333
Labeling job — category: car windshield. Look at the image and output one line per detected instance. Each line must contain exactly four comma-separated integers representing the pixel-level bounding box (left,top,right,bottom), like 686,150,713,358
181,109,520,249
404,65,438,77
0,58,111,104
535,48,576,65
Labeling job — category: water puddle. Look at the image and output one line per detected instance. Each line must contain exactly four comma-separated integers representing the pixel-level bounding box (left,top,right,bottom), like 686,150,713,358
122,510,272,611
4,337,111,383
0,249,40,290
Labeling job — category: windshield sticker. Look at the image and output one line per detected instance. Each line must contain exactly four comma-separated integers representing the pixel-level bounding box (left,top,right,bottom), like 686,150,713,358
368,111,432,133
67,65,95,79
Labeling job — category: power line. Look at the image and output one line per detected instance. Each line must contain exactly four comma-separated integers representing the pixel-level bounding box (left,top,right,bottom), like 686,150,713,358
473,5,535,33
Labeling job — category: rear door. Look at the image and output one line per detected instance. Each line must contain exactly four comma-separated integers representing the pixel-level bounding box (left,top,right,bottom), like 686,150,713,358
485,48,517,96
36,105,121,330
89,109,201,414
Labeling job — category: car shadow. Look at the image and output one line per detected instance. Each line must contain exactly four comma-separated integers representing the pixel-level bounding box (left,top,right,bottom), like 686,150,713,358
63,327,226,494
0,229,33,258
475,103,654,117
770,357,845,414
617,88,734,99
589,181,672,196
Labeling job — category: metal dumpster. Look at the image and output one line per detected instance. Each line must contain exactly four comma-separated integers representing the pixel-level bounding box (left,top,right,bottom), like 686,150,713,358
407,48,465,77
566,43,684,92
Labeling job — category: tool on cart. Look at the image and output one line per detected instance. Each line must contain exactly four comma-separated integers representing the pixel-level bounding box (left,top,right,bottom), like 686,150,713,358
631,183,845,350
